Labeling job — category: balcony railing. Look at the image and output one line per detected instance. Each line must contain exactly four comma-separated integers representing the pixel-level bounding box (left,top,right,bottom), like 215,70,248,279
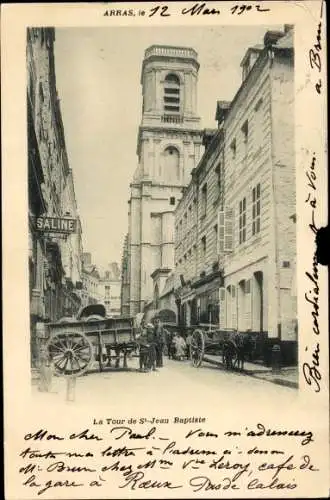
145,45,198,60
161,114,183,124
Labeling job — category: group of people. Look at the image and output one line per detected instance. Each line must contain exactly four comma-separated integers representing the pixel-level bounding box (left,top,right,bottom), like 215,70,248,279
137,317,193,371
166,331,192,361
137,317,165,372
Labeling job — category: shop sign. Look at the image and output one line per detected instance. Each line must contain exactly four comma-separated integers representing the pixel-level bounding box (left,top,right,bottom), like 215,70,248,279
36,216,76,234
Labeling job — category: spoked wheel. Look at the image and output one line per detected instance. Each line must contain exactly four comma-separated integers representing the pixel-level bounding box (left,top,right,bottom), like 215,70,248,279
47,331,93,376
190,329,205,367
222,341,239,370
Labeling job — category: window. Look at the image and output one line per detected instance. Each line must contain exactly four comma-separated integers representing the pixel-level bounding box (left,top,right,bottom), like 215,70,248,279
170,196,176,205
214,224,218,251
201,236,206,257
218,209,234,253
242,57,251,81
239,197,247,244
230,139,236,159
184,212,187,232
201,183,207,217
188,205,192,226
164,73,180,113
163,146,180,181
241,120,249,144
215,162,222,198
252,183,261,235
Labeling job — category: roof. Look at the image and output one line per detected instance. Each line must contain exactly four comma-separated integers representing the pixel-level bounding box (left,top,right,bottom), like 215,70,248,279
159,272,176,298
274,29,293,49
240,45,263,67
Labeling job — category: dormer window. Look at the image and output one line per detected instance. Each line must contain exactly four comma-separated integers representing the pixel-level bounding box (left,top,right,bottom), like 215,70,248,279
164,73,180,113
242,57,251,81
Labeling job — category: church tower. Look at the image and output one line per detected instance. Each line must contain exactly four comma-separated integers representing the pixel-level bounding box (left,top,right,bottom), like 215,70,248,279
128,45,203,315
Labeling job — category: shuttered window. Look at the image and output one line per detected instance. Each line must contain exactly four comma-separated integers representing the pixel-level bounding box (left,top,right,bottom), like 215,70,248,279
252,183,261,235
219,287,226,329
239,197,247,244
218,209,234,253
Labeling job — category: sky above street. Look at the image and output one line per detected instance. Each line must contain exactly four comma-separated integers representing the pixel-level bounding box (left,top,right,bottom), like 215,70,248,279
54,25,281,270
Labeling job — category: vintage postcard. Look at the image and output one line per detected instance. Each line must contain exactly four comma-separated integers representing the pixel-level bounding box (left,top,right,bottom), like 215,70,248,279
2,1,329,498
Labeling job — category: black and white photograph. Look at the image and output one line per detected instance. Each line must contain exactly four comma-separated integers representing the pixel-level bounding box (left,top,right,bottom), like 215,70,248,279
28,23,300,398
2,2,329,499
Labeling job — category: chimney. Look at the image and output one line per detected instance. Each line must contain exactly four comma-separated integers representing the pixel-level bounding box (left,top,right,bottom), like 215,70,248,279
284,24,294,34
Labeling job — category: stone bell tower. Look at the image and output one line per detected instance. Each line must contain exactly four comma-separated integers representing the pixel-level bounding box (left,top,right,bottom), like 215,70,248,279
128,45,203,315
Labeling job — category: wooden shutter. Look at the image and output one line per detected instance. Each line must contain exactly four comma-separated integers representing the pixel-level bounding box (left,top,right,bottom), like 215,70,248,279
218,210,225,254
219,287,226,329
224,208,234,252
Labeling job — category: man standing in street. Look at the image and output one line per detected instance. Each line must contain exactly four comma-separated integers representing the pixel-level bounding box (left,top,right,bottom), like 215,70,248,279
153,316,165,368
146,323,157,371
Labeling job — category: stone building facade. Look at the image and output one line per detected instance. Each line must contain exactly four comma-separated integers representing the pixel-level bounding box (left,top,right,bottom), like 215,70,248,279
174,26,296,363
99,262,121,317
27,28,83,365
127,45,203,315
80,253,101,306
120,234,130,316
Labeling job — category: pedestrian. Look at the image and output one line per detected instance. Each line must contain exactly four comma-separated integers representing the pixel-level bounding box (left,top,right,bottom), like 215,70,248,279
173,333,187,361
137,328,149,372
165,329,173,359
146,323,157,371
153,316,165,368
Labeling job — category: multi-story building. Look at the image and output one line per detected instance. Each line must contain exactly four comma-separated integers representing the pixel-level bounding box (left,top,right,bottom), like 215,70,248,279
27,28,83,364
127,45,204,316
174,126,226,327
174,26,296,363
80,253,101,306
100,263,121,317
120,234,130,316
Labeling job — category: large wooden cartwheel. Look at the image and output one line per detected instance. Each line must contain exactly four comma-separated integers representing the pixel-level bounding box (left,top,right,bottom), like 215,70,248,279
46,331,93,376
222,340,239,370
190,329,205,367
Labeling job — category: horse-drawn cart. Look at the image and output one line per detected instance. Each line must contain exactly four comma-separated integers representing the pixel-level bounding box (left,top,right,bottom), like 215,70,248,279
43,304,138,377
190,328,265,371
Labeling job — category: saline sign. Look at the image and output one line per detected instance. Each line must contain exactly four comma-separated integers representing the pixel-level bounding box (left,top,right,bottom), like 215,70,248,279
36,216,77,234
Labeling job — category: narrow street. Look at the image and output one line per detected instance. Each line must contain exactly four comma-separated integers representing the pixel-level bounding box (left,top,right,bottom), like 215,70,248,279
32,356,298,413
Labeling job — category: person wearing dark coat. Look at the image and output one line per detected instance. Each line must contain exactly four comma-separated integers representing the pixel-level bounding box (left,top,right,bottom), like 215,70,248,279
146,323,157,371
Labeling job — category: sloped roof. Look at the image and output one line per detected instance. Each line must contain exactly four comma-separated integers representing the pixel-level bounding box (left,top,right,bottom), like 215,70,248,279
274,29,293,49
159,272,176,298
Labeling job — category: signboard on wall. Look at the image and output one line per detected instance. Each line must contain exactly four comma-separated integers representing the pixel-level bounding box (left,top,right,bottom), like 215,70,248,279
36,216,77,234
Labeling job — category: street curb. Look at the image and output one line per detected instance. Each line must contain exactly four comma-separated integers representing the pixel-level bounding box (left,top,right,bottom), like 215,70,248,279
203,356,298,389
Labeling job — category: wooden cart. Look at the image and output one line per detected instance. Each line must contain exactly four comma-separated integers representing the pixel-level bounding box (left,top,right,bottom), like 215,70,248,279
44,304,138,376
189,328,265,371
